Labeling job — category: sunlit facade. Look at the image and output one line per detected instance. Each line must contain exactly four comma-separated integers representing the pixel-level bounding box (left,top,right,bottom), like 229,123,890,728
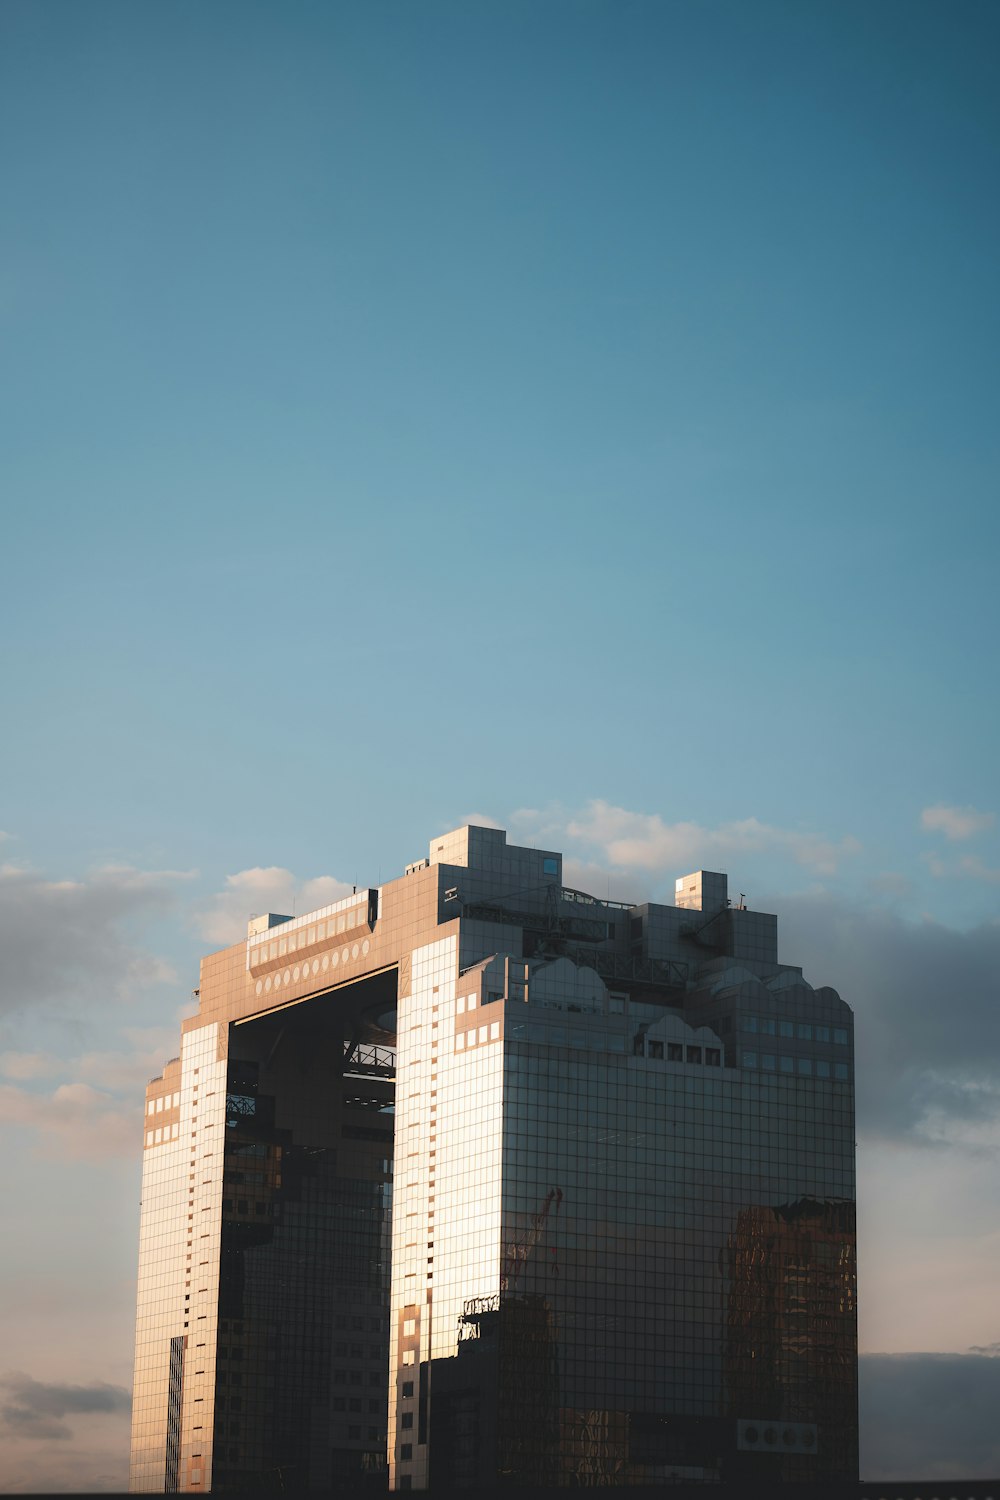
130,824,857,1490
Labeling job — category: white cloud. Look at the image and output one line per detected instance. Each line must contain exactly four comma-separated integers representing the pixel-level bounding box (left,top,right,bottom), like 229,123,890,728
959,854,1000,885
458,812,503,830
921,804,995,841
196,866,356,947
564,800,862,879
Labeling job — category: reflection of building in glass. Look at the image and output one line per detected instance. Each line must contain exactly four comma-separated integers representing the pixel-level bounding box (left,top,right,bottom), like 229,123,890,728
130,825,857,1490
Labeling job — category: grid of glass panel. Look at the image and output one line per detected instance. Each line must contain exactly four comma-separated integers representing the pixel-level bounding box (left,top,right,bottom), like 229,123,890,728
397,971,857,1488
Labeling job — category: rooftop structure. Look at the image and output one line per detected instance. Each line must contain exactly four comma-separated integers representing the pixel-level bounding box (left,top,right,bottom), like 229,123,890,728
130,824,857,1491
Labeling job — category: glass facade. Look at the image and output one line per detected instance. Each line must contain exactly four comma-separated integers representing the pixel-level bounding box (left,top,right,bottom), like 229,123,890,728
391,950,856,1488
131,825,856,1491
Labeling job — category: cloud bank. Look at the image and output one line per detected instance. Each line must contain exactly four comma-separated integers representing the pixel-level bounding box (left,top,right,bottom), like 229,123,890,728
0,1371,130,1442
776,894,1000,1148
0,864,186,1019
859,1353,1000,1479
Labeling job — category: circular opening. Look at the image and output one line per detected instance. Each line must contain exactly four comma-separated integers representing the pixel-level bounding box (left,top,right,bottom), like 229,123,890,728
763,1428,777,1446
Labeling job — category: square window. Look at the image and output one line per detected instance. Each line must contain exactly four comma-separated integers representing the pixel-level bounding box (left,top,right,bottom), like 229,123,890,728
779,1020,794,1038
686,1046,702,1064
667,1043,683,1062
742,1052,757,1068
780,1056,794,1073
401,1412,413,1429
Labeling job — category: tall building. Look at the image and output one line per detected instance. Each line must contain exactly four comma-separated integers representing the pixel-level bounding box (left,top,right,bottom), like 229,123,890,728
130,824,857,1491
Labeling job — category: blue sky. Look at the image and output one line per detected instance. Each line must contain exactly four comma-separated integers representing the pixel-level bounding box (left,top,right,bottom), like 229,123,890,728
1,0,999,1487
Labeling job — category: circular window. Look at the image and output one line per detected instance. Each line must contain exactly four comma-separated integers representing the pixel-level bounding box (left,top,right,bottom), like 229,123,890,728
293,965,301,982
331,950,339,968
321,954,329,971
352,943,360,960
362,938,371,956
342,947,349,963
744,1427,759,1445
283,969,291,984
783,1429,797,1447
255,980,263,996
802,1430,816,1448
264,975,272,993
763,1428,777,1446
